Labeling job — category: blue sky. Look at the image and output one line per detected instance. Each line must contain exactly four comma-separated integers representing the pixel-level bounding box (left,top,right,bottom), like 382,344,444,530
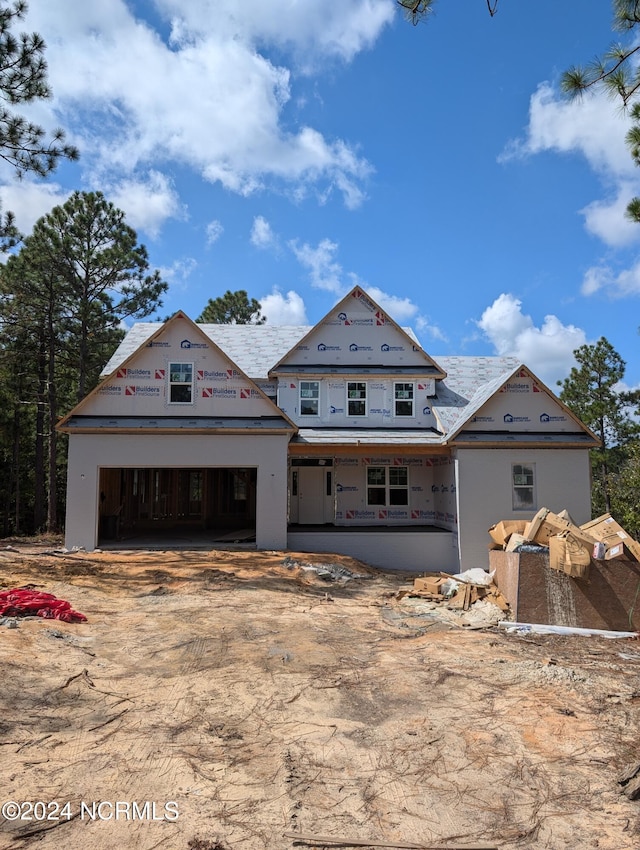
5,0,640,389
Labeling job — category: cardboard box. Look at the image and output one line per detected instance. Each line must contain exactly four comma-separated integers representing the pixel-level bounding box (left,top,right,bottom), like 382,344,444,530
604,541,637,562
505,533,529,553
413,576,446,595
581,513,626,540
581,513,640,562
557,508,577,525
524,507,572,546
488,520,528,548
549,530,591,580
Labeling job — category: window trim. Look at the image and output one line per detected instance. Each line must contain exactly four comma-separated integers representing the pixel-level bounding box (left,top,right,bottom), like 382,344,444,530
168,361,194,405
394,381,414,418
299,380,320,417
512,462,536,512
347,381,367,417
366,465,409,507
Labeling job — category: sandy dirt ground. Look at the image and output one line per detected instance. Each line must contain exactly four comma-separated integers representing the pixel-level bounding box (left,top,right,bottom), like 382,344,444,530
0,541,639,850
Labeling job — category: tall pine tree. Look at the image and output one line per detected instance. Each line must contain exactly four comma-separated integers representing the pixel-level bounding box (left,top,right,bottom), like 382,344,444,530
559,337,639,515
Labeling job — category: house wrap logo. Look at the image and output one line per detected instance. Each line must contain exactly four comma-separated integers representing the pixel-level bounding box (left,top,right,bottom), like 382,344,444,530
197,369,228,382
349,343,372,352
503,413,531,423
317,343,340,352
345,509,375,519
124,385,160,397
116,368,152,379
540,412,566,423
381,343,404,352
412,509,436,520
180,339,208,349
500,381,529,393
423,406,431,415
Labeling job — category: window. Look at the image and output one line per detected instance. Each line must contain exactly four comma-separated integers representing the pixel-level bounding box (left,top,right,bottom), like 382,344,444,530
300,381,320,416
347,381,367,416
169,362,193,404
367,466,409,506
394,382,414,417
512,463,535,511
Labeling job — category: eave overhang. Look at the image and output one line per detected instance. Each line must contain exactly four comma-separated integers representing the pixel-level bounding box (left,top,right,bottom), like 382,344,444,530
57,415,296,437
451,430,600,448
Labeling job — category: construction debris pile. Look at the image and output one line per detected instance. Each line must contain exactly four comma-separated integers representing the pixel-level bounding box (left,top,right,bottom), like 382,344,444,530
399,568,510,621
488,508,640,581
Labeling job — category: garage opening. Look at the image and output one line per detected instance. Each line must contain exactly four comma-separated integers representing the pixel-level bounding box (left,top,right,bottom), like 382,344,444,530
98,467,257,544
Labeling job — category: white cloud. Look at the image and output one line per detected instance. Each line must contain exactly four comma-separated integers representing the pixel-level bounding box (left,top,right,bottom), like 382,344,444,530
0,180,70,234
503,83,633,177
154,0,394,66
581,260,640,297
288,240,433,335
106,171,185,238
477,293,587,386
580,183,640,248
414,314,447,343
502,82,640,257
367,285,446,339
250,215,276,249
366,287,417,322
206,220,224,245
259,288,308,324
289,237,346,293
21,0,384,216
158,257,198,290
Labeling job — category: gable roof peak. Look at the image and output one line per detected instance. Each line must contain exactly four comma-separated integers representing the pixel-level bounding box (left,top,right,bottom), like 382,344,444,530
269,285,447,379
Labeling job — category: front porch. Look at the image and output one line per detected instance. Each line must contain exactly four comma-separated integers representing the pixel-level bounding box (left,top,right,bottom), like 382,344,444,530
287,523,458,573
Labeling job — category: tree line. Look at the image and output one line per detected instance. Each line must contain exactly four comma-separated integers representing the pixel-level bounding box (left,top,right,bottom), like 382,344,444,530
0,190,168,534
0,190,268,536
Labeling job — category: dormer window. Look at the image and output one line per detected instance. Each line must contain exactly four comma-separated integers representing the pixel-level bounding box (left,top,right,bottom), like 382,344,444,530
347,382,366,416
169,363,194,404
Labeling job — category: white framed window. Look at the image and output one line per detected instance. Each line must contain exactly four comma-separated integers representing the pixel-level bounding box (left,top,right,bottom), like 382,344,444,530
347,381,367,416
394,382,414,417
512,463,536,511
168,362,194,404
367,466,409,506
300,381,320,416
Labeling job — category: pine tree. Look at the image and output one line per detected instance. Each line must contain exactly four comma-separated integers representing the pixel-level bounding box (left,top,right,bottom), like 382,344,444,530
559,337,639,515
197,290,266,325
0,0,78,247
0,191,167,532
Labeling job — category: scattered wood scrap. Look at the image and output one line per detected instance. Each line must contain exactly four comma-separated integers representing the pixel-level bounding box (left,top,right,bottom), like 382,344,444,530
404,573,509,613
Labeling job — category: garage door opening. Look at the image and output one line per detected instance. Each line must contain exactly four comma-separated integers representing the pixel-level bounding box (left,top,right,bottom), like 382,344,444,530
98,467,257,545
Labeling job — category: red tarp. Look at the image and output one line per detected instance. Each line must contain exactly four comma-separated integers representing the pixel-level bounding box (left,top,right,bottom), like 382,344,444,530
0,589,87,623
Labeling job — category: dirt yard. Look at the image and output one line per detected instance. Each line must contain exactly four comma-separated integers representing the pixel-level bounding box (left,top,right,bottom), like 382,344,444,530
1,541,639,850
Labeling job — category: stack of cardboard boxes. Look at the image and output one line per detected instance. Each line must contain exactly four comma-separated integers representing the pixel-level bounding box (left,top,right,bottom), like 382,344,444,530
488,509,640,581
